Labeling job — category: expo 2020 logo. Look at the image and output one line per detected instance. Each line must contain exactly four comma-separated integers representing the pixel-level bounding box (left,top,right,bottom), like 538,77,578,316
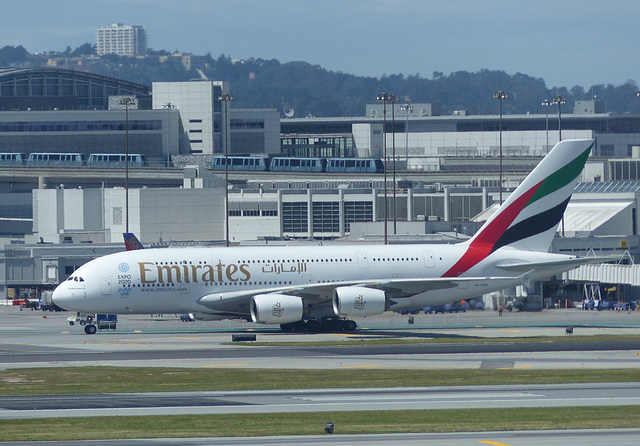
118,262,130,273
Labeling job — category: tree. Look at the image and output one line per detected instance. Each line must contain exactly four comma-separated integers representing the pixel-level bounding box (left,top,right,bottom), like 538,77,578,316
0,45,28,66
70,43,95,57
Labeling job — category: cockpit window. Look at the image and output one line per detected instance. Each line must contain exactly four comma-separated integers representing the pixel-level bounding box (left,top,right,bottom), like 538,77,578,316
67,276,84,282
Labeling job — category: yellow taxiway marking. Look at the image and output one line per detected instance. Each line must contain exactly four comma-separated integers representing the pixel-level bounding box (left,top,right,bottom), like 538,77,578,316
479,441,514,446
500,329,520,333
339,364,379,369
201,363,249,368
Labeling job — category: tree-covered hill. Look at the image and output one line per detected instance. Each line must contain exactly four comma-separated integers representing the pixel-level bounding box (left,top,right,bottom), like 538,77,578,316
2,44,639,118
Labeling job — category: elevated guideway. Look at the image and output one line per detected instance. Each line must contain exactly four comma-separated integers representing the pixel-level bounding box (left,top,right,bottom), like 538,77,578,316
0,166,185,189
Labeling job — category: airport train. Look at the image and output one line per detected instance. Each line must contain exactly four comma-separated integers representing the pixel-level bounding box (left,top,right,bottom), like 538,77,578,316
0,152,146,167
211,156,385,173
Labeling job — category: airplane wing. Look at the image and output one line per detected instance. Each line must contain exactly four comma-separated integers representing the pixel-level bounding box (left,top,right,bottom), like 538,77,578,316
197,274,528,312
496,255,621,273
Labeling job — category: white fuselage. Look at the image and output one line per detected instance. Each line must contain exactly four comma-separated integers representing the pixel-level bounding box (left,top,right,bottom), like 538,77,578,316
52,243,571,320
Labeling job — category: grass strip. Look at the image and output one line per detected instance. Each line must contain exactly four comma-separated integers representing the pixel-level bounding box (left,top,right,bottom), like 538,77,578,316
1,406,639,441
1,367,639,395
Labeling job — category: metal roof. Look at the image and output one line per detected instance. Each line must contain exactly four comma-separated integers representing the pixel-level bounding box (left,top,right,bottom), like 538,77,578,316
562,201,633,233
575,181,640,193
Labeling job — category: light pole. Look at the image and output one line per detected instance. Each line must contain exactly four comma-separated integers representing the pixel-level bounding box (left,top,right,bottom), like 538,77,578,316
552,94,567,237
162,102,175,167
400,101,413,164
119,96,135,233
493,90,509,205
218,92,234,247
390,94,399,234
541,99,551,154
376,92,391,244
552,94,566,141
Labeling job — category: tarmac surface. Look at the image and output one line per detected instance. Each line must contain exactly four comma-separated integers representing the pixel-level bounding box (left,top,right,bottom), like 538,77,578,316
1,304,639,444
1,305,640,371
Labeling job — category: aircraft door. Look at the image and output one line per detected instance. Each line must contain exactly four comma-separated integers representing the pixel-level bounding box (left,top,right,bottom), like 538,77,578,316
101,278,112,295
423,251,435,268
356,252,368,269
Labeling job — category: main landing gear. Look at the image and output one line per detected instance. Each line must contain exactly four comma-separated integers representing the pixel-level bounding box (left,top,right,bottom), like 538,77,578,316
280,318,357,333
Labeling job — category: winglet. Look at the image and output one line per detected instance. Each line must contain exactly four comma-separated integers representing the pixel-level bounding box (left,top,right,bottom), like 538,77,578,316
123,233,144,251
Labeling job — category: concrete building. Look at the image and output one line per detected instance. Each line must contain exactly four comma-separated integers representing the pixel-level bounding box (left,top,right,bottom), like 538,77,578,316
152,80,281,156
152,80,227,155
0,108,179,166
30,186,225,245
96,23,147,56
281,101,640,170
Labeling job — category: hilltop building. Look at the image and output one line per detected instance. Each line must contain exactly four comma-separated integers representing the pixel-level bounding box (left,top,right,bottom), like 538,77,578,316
96,23,147,56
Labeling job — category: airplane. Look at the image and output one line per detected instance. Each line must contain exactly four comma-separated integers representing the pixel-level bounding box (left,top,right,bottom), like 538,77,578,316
52,139,614,334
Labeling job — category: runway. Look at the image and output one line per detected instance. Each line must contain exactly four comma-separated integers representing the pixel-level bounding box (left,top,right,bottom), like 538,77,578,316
1,383,639,420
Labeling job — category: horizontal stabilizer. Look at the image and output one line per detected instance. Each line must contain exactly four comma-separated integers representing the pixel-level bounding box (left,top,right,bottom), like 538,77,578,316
496,255,621,272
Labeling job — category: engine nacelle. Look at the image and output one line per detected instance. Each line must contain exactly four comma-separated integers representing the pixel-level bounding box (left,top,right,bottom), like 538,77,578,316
332,286,386,317
250,294,303,325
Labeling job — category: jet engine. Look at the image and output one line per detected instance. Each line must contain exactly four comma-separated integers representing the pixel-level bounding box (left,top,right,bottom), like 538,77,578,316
250,294,303,324
332,286,386,317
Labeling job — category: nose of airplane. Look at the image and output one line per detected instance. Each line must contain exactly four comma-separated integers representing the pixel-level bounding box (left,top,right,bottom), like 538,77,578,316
51,281,76,311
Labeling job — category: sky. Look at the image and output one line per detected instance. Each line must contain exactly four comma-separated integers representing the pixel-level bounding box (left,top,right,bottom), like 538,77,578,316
1,0,639,89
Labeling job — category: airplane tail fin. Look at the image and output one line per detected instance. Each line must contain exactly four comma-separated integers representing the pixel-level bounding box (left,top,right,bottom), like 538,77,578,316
469,138,594,253
123,233,144,251
444,139,594,277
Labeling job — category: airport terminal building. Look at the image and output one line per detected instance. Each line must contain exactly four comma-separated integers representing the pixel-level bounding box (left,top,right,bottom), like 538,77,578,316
3,68,640,304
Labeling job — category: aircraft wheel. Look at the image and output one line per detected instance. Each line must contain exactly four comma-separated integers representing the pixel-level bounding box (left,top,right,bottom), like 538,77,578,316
280,322,294,332
291,320,306,332
320,318,338,332
345,320,357,331
84,324,97,335
306,319,321,332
